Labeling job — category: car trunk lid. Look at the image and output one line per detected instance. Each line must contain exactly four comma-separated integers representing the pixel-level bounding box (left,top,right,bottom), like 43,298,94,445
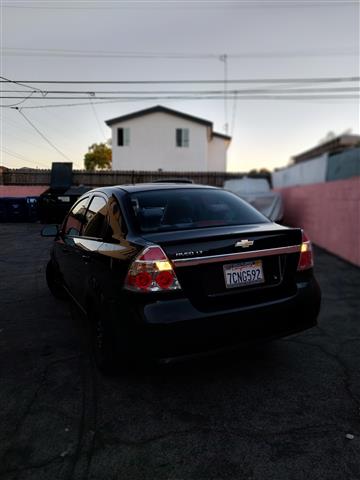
141,224,302,310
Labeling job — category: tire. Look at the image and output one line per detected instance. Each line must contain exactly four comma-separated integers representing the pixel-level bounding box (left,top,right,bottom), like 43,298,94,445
46,260,67,300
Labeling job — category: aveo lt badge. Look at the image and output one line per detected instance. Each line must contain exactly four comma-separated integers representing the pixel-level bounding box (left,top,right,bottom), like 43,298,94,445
235,239,254,248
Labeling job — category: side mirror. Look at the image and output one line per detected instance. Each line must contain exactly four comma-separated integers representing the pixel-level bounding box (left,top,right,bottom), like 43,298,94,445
41,225,59,237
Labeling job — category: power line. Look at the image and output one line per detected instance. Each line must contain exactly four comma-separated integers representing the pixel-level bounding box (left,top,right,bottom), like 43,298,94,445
0,112,67,153
1,91,36,108
2,93,359,101
0,147,49,168
1,86,359,94
1,48,216,59
3,128,64,154
230,91,238,138
1,76,358,85
2,47,357,59
2,1,357,9
1,94,356,110
219,54,229,134
1,147,31,163
1,87,358,99
0,75,43,93
15,109,72,162
89,97,108,141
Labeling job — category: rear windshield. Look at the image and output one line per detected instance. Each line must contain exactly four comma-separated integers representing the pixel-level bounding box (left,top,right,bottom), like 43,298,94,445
129,188,269,233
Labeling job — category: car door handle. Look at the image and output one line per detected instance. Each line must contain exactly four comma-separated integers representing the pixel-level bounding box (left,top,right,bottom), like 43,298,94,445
81,254,91,262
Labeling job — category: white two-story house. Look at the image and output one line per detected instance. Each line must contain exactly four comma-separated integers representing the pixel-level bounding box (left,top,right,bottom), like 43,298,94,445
105,105,231,172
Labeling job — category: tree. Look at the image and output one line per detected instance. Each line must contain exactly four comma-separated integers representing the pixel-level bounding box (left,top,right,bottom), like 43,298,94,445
84,143,112,171
248,168,271,177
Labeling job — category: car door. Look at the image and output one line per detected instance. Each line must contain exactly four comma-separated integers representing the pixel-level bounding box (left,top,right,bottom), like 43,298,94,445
55,196,90,296
92,194,136,300
79,194,137,313
73,194,109,308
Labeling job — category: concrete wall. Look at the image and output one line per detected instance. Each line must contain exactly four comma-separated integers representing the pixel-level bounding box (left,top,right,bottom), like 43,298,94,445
277,177,360,266
327,148,360,181
111,112,203,171
272,154,328,188
272,147,360,188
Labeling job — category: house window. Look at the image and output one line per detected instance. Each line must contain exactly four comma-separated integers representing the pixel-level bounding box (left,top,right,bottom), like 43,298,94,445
117,127,130,146
176,128,189,148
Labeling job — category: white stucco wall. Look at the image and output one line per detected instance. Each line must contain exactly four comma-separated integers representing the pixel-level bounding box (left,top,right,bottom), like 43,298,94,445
207,136,228,171
111,112,209,171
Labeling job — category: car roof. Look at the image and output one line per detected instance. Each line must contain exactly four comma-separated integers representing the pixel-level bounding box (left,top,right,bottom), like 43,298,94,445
117,183,217,193
87,183,218,196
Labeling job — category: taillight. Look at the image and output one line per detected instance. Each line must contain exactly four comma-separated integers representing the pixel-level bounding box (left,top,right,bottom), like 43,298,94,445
297,230,314,271
124,245,181,292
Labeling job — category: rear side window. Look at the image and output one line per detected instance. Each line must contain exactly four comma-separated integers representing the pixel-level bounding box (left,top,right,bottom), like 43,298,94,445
130,188,269,233
103,196,127,244
82,196,107,238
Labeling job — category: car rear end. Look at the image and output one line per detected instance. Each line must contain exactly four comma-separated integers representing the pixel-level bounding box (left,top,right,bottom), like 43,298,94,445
120,186,321,361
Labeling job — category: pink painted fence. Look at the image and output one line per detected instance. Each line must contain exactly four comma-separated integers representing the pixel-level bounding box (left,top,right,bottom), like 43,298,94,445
277,177,360,267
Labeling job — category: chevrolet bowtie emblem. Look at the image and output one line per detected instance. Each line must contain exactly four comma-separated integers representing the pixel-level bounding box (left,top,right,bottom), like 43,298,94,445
235,239,254,248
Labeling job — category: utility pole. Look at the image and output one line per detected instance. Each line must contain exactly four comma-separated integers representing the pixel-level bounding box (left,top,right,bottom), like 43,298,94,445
219,54,228,135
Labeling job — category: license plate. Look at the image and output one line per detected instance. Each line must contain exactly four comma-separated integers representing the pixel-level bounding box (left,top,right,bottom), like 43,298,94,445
223,260,264,289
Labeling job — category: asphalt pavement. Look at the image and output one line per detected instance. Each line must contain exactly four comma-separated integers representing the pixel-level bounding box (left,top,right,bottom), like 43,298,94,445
0,223,360,480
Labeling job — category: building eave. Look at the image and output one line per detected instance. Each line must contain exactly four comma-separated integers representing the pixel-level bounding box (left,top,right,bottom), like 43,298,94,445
212,131,232,141
105,105,213,128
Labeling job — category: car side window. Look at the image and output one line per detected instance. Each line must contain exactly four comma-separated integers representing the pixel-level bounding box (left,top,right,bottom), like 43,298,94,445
63,197,89,236
82,196,107,239
103,196,127,244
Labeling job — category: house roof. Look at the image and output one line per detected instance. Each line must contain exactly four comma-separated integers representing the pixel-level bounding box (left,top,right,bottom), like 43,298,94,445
293,134,360,163
0,185,49,198
105,105,231,141
212,131,231,141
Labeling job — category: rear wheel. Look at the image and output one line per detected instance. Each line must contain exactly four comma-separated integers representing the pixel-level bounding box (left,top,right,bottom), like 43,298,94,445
88,301,147,375
46,260,67,300
88,303,127,375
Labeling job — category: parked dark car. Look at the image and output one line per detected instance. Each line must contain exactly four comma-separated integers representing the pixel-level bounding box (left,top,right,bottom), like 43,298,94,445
42,183,321,372
0,196,39,222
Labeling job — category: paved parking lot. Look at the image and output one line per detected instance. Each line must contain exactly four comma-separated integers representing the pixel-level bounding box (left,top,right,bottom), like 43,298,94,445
1,223,360,480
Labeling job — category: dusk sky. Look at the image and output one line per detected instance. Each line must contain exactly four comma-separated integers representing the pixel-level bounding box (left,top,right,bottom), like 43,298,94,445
1,0,359,172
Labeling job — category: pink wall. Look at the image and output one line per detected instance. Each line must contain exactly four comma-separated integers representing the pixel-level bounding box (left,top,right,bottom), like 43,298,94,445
0,185,48,197
276,177,360,267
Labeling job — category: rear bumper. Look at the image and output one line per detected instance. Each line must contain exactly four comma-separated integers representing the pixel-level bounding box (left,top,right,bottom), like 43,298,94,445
122,277,321,360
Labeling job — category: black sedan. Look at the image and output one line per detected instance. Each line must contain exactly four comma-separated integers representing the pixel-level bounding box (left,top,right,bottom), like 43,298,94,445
42,183,321,372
